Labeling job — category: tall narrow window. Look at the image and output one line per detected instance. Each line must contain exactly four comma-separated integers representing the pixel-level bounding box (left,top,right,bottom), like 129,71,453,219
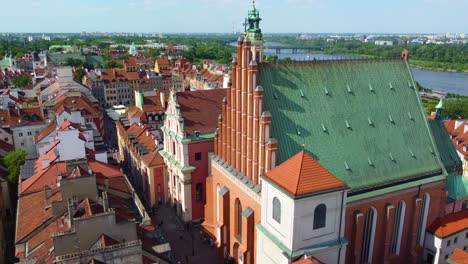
236,199,242,241
196,183,203,202
361,207,377,264
417,194,430,246
390,201,406,255
272,197,281,223
216,184,221,223
313,204,327,230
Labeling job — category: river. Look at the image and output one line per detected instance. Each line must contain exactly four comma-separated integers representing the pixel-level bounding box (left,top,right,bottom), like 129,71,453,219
246,45,468,96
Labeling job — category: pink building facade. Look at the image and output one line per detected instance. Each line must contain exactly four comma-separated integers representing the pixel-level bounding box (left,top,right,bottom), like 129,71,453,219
160,89,226,222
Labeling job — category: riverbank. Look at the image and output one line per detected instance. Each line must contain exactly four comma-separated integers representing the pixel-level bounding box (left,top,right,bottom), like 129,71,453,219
409,59,468,73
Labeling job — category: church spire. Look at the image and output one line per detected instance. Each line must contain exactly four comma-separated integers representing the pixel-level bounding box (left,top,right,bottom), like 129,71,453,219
435,98,444,120
246,0,263,43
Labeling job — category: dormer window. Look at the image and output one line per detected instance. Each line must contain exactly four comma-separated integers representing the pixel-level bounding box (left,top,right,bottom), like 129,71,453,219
313,204,326,230
272,197,281,224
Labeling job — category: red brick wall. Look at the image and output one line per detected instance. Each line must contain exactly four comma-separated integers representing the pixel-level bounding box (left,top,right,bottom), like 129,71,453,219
204,165,261,264
345,180,446,264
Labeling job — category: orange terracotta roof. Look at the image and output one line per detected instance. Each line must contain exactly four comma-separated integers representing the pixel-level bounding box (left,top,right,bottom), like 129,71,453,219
141,151,164,167
176,89,226,135
156,58,169,66
34,122,56,143
293,256,324,264
16,188,62,243
264,151,347,196
53,95,101,117
428,210,468,238
20,160,125,195
450,248,468,264
142,95,165,112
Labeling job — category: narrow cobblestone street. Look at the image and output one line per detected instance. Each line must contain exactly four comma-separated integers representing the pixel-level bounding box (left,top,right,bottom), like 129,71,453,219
152,204,219,264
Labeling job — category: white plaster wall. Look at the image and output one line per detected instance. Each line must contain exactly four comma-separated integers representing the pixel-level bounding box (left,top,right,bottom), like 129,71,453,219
261,180,295,249
256,229,289,264
293,191,343,251
12,124,47,158
57,130,86,161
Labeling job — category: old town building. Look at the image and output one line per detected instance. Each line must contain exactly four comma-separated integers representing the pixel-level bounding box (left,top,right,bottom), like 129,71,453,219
202,3,451,264
445,118,468,178
160,89,226,222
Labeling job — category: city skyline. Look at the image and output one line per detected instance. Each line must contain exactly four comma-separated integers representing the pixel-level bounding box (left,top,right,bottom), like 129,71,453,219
3,0,468,34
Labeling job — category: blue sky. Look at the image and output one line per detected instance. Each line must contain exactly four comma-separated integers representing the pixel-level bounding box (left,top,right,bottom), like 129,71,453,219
3,0,468,33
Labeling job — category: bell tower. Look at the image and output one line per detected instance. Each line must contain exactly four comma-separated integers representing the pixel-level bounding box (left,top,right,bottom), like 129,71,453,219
245,0,264,63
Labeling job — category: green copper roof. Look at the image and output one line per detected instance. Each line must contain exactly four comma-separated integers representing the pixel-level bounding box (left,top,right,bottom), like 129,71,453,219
258,59,444,193
428,119,462,173
445,174,468,200
435,99,444,109
245,1,263,43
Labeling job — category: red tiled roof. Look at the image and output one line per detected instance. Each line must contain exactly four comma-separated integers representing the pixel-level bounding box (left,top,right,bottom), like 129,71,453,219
53,95,101,117
155,58,169,66
16,188,62,243
264,151,347,196
34,122,56,143
20,160,125,195
445,119,468,158
176,89,226,135
142,94,165,113
428,210,468,238
450,248,468,264
292,256,324,264
141,151,164,167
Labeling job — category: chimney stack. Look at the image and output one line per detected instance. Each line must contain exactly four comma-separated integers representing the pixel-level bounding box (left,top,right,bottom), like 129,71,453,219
67,198,75,228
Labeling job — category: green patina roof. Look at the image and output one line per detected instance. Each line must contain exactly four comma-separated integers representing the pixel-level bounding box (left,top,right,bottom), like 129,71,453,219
428,119,462,173
446,174,468,200
258,59,444,193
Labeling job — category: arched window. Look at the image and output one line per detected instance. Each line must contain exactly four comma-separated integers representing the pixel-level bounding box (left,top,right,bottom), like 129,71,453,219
361,207,377,264
390,201,406,255
417,194,430,246
236,199,242,241
272,197,281,223
313,204,327,230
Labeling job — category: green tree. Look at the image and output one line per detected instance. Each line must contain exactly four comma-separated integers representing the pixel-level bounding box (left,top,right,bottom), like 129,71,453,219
75,68,86,83
12,75,31,87
1,149,27,184
64,58,84,67
103,60,123,69
445,98,468,119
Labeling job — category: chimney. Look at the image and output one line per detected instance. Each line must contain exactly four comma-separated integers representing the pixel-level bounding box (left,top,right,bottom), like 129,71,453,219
104,178,109,191
102,191,109,212
160,92,165,108
67,198,74,228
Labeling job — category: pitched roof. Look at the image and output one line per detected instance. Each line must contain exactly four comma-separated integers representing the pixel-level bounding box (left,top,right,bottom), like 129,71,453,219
176,89,227,135
264,151,347,196
449,248,468,264
427,210,468,238
446,174,468,201
428,119,462,173
34,122,56,143
141,151,164,167
16,188,62,243
259,59,444,192
292,256,324,264
20,160,125,195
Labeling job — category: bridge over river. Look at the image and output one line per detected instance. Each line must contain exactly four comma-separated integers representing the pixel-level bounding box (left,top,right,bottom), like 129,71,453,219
262,44,327,54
